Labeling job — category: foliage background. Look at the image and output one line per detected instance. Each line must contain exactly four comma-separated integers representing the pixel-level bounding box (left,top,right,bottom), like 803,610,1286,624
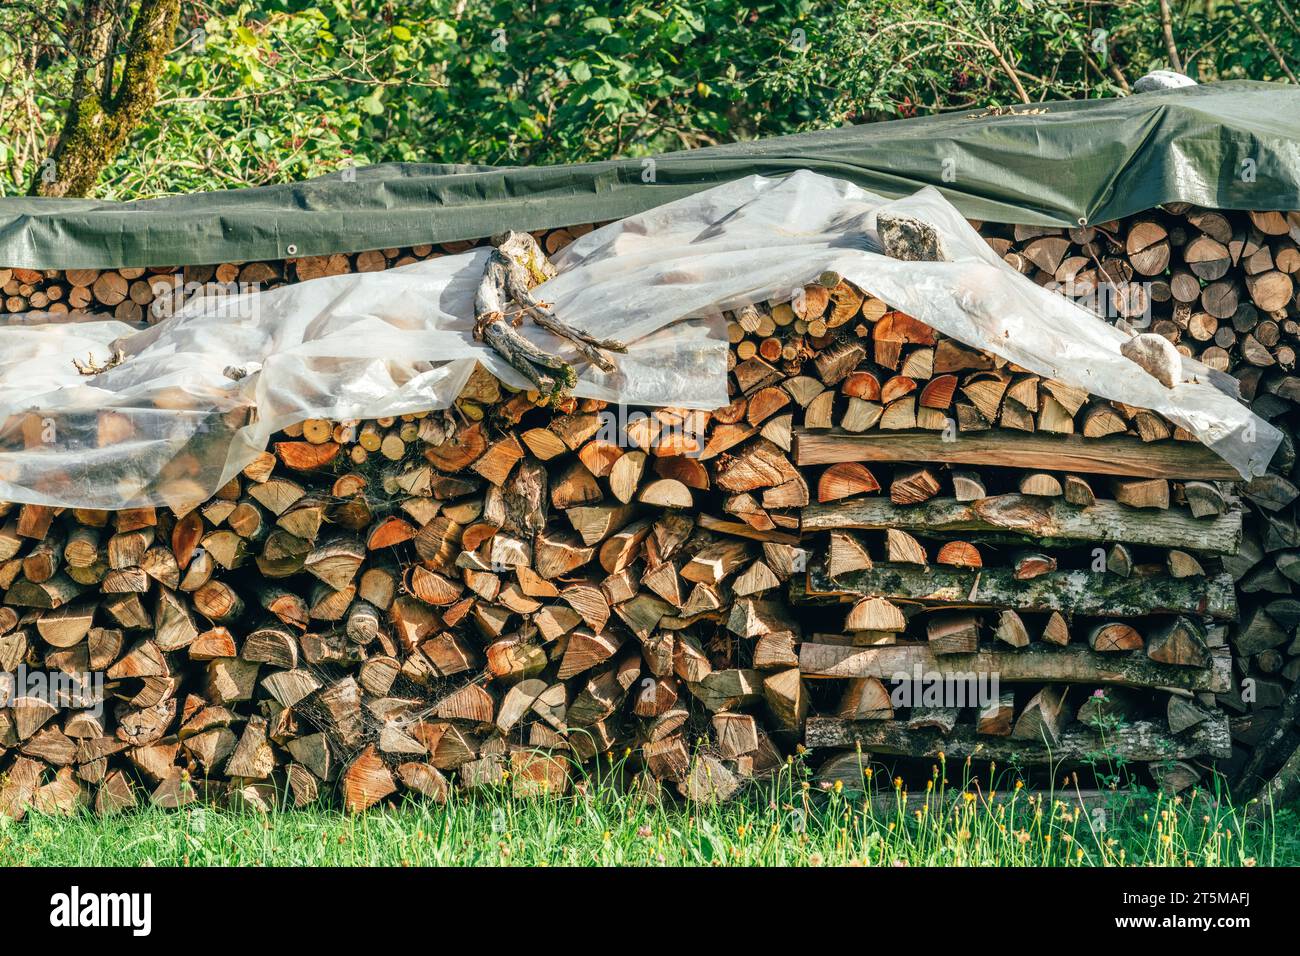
0,0,1297,199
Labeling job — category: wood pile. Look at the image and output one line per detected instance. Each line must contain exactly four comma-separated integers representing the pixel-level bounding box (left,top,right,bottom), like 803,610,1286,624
0,203,1295,815
0,356,805,814
980,208,1300,792
727,283,1240,793
0,228,591,323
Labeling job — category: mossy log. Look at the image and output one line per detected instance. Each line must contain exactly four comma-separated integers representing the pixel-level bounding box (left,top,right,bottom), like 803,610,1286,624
799,641,1230,692
795,563,1237,620
805,716,1232,760
802,494,1241,554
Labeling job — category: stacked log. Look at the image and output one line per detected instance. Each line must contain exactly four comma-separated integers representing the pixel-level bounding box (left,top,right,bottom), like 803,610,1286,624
0,203,1295,814
0,355,812,815
0,225,594,324
980,209,1300,783
721,281,1238,791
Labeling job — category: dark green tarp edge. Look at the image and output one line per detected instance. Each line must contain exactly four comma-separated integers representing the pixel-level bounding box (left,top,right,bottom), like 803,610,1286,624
2,80,1298,270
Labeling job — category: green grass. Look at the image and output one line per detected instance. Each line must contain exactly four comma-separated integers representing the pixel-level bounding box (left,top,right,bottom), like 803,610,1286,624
4,754,1299,866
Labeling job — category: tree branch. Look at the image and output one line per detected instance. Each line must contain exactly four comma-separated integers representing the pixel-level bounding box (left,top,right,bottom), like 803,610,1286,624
1158,0,1184,72
1230,0,1298,83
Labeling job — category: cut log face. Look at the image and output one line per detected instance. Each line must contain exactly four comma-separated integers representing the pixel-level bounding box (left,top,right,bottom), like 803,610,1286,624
936,540,981,568
819,463,880,503
1113,477,1170,509
977,693,1016,736
1012,686,1069,746
890,467,940,505
828,532,873,577
1147,617,1210,668
1088,622,1144,653
837,677,894,721
994,610,1030,648
342,745,397,813
0,203,1279,804
886,528,927,565
926,612,979,655
1041,612,1070,647
845,597,906,633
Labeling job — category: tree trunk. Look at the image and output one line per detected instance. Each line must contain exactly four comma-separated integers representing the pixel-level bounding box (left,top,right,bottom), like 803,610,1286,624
31,0,180,198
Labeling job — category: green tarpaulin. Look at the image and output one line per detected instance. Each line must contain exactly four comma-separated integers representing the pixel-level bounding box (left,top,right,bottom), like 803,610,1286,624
2,80,1298,269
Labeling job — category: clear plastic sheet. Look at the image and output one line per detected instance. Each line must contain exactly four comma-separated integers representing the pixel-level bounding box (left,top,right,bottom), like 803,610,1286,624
0,171,1277,511
554,171,1279,478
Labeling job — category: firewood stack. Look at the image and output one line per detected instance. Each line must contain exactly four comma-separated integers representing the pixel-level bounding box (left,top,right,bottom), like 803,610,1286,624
724,280,1239,793
979,208,1300,785
0,353,809,815
0,227,596,325
0,203,1295,815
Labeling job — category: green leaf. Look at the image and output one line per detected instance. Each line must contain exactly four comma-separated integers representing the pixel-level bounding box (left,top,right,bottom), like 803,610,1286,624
588,79,618,102
361,88,385,115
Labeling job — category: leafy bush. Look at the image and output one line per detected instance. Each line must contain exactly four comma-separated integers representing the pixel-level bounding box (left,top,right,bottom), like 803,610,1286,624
0,0,1295,198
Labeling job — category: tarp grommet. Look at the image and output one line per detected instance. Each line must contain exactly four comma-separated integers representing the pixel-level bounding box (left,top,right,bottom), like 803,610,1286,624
286,243,299,255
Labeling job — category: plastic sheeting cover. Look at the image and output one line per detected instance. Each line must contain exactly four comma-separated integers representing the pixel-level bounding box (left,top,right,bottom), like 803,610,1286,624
0,171,1278,511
